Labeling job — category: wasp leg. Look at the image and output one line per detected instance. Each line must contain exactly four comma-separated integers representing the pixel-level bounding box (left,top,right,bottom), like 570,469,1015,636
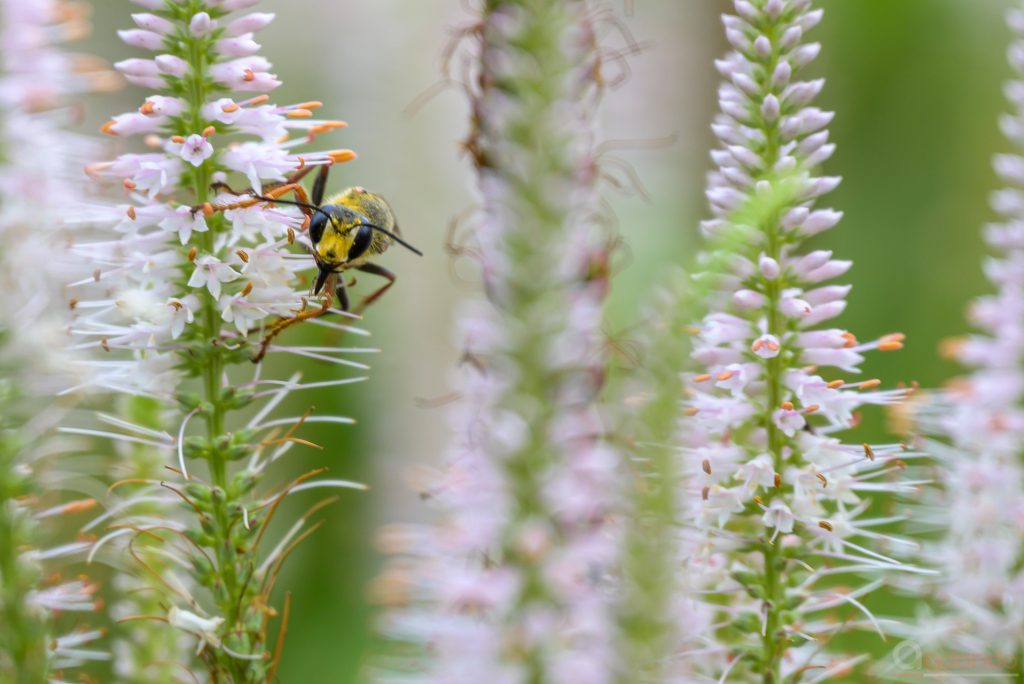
352,263,396,314
251,276,336,363
335,278,350,312
311,163,331,206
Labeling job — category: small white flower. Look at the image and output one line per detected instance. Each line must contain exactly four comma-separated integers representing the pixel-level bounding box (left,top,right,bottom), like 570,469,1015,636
159,205,209,244
178,133,214,167
187,255,239,299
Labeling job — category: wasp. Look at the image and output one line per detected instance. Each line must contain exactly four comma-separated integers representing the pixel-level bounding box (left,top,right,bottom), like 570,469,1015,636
208,163,423,361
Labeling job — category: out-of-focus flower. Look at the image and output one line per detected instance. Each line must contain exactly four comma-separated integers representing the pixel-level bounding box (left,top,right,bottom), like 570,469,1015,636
376,2,620,683
675,1,930,680
908,4,1024,671
0,0,113,680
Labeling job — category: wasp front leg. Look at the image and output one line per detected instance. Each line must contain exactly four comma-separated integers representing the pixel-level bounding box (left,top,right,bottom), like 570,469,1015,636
250,276,337,363
352,263,396,314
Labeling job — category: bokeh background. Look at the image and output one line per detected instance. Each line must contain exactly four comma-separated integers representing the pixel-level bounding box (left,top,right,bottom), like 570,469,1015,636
73,0,1010,679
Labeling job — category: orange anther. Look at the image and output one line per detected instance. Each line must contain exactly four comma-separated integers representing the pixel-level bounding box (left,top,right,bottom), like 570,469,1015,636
881,332,906,343
693,374,711,383
243,68,255,82
287,109,313,119
751,339,764,351
684,407,699,417
879,341,903,352
328,149,358,164
202,202,214,217
858,379,881,390
126,206,137,220
123,179,136,190
780,401,794,411
296,101,324,110
766,341,779,351
841,331,857,348
241,282,254,297
716,371,734,382
202,126,216,137
188,246,198,262
100,119,118,136
61,499,98,515
170,135,185,144
222,102,240,113
827,379,844,389
248,95,270,106
804,404,819,414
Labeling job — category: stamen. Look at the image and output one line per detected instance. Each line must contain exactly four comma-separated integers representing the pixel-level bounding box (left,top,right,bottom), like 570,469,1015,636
328,149,358,163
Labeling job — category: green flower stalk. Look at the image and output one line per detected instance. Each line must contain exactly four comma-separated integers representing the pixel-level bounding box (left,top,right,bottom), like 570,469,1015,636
613,273,690,684
377,1,621,682
0,0,114,680
68,1,369,680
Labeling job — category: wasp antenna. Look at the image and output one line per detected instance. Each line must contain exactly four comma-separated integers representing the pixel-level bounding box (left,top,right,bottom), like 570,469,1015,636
361,224,424,257
252,195,332,220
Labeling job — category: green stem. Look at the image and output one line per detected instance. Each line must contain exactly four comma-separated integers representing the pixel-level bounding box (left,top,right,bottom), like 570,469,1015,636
0,437,48,684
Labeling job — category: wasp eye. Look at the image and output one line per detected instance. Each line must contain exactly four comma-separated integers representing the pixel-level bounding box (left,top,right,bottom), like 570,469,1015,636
309,213,328,245
347,225,373,261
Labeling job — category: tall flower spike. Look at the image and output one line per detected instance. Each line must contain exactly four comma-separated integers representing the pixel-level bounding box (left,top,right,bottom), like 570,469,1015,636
0,0,113,680
376,2,620,682
679,1,931,680
908,4,1024,675
68,1,367,680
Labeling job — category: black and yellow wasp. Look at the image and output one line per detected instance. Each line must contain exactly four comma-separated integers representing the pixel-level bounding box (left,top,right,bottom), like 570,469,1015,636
209,162,423,361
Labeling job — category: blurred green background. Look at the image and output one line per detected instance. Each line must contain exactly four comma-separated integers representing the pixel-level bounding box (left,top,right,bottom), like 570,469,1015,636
74,0,1011,680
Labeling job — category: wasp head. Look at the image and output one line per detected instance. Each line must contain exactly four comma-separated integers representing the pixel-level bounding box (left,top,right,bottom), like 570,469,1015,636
310,206,374,294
